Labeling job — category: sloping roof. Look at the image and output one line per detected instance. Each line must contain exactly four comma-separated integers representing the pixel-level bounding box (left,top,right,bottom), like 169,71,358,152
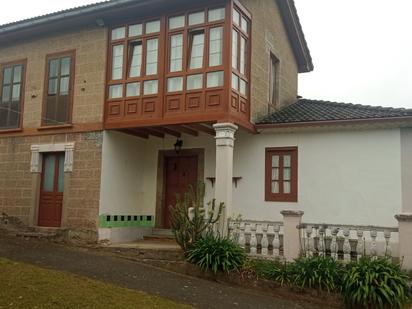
257,99,412,126
0,0,313,73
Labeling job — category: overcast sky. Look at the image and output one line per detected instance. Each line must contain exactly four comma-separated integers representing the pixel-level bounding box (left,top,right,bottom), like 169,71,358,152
1,0,411,108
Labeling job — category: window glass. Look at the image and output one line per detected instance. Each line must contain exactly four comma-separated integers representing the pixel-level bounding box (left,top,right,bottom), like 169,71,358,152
48,79,58,95
187,74,203,90
13,66,22,83
3,67,12,84
189,31,205,69
233,9,240,25
129,41,142,77
240,37,247,74
112,45,124,80
129,24,142,37
146,20,160,34
61,57,71,76
146,38,159,75
57,154,65,193
43,154,56,192
109,84,123,99
241,17,248,32
167,77,183,92
169,16,185,29
112,27,126,40
209,27,223,67
269,55,279,105
232,30,238,69
189,11,205,25
2,85,10,102
126,82,140,97
49,59,59,78
208,7,225,22
12,84,21,101
231,73,238,90
143,80,158,95
170,34,183,72
207,71,224,88
239,79,247,96
59,77,69,95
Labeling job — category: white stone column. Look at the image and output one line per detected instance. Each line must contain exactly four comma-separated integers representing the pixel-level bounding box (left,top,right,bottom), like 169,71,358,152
213,123,238,235
281,210,304,262
395,214,412,270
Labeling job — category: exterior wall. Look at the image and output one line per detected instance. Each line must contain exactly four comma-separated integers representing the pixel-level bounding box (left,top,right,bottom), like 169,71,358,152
401,128,412,213
0,132,102,230
239,0,299,122
233,128,403,227
0,25,107,128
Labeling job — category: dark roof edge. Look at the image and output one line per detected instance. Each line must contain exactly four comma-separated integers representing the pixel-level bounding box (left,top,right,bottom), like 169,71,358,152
276,0,314,73
256,116,412,129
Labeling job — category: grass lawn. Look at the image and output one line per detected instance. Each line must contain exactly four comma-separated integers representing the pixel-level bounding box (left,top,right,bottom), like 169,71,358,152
0,258,192,309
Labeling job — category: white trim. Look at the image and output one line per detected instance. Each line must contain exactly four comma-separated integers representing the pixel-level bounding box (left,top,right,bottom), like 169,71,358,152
30,142,75,173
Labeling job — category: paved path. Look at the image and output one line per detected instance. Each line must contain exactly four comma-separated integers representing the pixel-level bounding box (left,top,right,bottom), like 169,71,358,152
0,233,318,309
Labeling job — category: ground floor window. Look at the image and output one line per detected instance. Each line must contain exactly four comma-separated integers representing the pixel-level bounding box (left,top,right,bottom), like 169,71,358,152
265,147,298,202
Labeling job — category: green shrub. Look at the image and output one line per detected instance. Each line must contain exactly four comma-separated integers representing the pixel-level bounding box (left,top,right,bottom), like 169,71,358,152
187,233,246,274
342,257,410,309
290,256,343,292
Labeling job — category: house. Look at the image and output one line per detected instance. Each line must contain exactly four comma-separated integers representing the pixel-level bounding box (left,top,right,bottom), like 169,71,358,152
0,0,411,260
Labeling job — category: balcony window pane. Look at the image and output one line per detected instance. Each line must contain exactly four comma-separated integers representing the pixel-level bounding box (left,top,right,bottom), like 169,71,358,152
112,27,126,40
284,168,291,181
240,79,247,96
208,7,225,22
187,74,203,90
49,59,59,78
12,84,21,101
48,79,57,95
3,67,12,84
209,27,223,67
231,73,238,90
13,65,22,83
232,30,238,69
189,11,205,25
112,45,124,80
60,77,69,95
2,85,10,102
146,38,158,75
207,71,224,88
240,37,247,74
272,168,279,180
272,155,279,167
233,9,240,25
241,17,248,33
170,34,183,72
129,41,142,77
61,57,71,76
189,31,205,69
284,155,291,167
167,77,183,92
143,80,158,95
169,15,185,29
284,181,291,194
272,181,279,194
146,20,160,34
126,82,140,97
109,84,123,99
129,24,142,37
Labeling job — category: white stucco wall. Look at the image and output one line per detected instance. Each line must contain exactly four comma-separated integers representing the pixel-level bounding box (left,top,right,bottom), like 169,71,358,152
233,128,402,227
401,128,412,213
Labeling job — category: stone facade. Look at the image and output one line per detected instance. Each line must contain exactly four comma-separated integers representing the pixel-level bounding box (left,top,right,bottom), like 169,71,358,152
239,0,299,122
0,132,102,231
0,25,107,128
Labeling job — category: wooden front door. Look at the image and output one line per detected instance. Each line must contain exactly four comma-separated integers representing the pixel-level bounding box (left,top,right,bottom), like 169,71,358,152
164,155,198,229
38,152,65,227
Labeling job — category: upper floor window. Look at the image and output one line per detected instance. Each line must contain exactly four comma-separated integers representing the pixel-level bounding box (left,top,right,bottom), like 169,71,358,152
189,30,205,70
265,147,298,202
269,54,280,107
0,61,25,130
43,52,74,126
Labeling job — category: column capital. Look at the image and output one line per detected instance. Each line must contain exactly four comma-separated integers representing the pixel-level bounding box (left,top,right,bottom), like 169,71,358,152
281,210,304,218
213,123,238,147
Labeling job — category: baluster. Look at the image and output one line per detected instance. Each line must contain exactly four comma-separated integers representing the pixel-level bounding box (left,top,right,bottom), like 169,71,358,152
343,228,351,262
356,230,364,261
250,224,257,255
261,224,269,256
370,230,378,259
238,222,246,249
305,225,313,257
272,224,280,257
384,230,392,257
318,226,325,257
330,228,339,260
228,221,235,240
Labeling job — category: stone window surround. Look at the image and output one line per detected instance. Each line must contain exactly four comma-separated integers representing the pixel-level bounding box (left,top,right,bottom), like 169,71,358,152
30,142,75,173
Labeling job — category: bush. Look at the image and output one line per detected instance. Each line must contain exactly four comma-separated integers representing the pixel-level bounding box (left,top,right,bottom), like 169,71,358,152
342,257,410,309
290,256,344,293
187,233,246,274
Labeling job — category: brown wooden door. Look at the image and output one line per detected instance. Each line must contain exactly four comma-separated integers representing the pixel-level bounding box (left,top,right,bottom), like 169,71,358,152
164,155,198,229
38,152,65,227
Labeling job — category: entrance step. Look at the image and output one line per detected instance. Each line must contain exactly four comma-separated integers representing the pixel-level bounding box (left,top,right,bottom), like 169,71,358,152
15,227,61,239
143,229,175,241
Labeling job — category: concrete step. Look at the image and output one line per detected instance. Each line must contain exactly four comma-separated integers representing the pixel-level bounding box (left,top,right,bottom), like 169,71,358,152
15,227,61,239
143,228,175,241
152,228,174,236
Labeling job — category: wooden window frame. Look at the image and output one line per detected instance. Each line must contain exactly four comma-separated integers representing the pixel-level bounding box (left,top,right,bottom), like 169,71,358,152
41,50,75,127
0,59,27,131
265,147,298,202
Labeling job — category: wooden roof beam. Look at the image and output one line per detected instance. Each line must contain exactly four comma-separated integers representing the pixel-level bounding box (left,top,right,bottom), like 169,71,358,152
150,126,181,138
186,123,215,136
166,125,198,137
